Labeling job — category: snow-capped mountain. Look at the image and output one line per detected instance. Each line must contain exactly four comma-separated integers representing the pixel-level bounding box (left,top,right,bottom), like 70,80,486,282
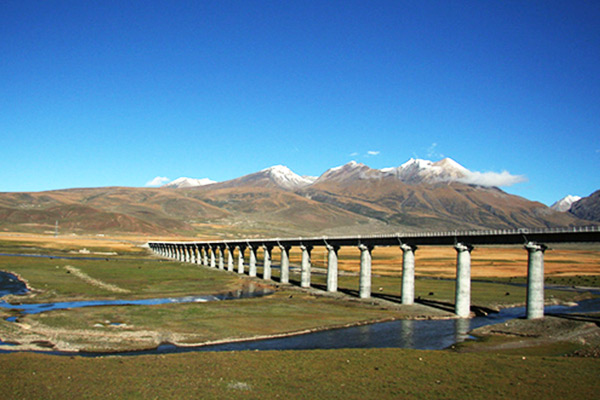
163,177,216,188
381,158,469,184
315,157,472,185
261,165,316,189
314,161,382,184
205,165,316,191
551,195,582,212
161,157,523,191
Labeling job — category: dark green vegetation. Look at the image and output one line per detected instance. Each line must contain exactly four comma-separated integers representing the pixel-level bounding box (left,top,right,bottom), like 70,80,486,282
1,349,598,399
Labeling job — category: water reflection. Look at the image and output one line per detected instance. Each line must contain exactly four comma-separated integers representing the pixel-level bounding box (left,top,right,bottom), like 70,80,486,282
454,318,471,343
0,285,273,316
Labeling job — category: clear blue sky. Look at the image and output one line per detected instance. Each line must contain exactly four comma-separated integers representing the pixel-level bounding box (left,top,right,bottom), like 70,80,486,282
1,1,598,205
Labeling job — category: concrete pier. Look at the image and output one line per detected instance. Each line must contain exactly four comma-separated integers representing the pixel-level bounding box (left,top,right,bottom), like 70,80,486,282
454,243,473,318
279,245,290,284
400,244,417,305
326,244,339,292
300,245,312,288
210,247,216,268
359,244,373,299
194,245,200,264
227,246,234,272
263,245,272,280
237,245,246,274
203,247,209,266
525,242,547,319
218,246,225,270
189,245,195,263
184,245,189,263
178,245,185,262
248,245,257,277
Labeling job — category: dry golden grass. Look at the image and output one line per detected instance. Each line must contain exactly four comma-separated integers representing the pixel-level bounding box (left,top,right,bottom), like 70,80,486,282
0,232,143,252
4,232,598,280
270,245,600,279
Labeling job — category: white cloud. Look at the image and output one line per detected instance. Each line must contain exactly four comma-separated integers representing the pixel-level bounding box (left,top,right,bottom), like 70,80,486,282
349,152,359,156
458,170,527,187
367,150,380,156
145,176,170,187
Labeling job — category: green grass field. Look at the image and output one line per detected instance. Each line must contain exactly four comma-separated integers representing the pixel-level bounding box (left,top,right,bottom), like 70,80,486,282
2,349,599,399
1,236,599,399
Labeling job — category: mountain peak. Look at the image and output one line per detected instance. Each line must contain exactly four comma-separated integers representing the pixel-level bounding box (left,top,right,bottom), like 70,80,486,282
381,157,468,184
315,161,380,184
550,195,582,212
260,165,315,189
163,177,216,188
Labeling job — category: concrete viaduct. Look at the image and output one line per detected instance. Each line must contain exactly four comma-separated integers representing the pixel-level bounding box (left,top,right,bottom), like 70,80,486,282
148,226,600,319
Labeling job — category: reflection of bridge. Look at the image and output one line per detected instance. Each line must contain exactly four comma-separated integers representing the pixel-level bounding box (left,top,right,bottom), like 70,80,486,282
148,227,600,319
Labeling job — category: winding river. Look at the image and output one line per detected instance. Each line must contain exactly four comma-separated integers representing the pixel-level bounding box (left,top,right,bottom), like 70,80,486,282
0,270,598,356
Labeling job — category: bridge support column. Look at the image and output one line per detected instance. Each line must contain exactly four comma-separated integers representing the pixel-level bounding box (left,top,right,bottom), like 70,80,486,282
400,244,417,305
525,242,547,319
185,245,191,263
359,244,373,299
279,245,290,284
190,245,196,264
326,244,339,292
249,245,257,277
218,247,225,270
226,246,234,272
203,247,209,266
237,246,246,274
263,245,273,280
178,245,185,262
208,247,215,268
454,243,473,318
300,245,313,288
194,245,201,265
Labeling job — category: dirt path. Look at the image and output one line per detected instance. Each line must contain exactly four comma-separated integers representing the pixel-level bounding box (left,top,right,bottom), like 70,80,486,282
64,265,130,293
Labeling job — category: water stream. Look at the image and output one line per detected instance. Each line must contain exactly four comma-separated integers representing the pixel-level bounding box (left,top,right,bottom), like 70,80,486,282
1,270,598,356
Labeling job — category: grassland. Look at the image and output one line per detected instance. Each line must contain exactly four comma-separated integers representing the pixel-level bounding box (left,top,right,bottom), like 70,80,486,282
0,348,598,400
1,233,599,399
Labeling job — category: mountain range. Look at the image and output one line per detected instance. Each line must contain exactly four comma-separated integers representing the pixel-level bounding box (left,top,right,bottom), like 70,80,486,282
0,158,597,238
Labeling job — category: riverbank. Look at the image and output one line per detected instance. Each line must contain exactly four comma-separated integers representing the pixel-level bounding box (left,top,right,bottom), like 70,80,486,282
456,313,600,357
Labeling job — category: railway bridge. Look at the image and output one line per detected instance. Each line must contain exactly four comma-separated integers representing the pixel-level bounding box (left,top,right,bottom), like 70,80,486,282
148,226,600,319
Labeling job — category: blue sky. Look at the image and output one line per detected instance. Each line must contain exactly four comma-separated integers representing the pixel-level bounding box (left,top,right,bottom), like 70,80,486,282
1,1,598,205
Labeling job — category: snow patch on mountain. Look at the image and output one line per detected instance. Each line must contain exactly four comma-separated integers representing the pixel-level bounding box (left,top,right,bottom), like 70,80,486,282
314,161,381,184
261,165,315,189
550,195,581,212
163,177,216,188
381,158,469,184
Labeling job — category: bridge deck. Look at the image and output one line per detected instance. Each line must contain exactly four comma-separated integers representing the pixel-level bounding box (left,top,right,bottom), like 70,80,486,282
149,226,600,248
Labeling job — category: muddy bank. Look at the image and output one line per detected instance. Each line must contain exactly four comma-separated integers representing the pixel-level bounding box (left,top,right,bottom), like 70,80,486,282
458,313,600,356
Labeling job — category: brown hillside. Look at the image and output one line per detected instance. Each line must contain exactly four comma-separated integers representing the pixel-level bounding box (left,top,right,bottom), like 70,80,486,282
303,177,587,231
